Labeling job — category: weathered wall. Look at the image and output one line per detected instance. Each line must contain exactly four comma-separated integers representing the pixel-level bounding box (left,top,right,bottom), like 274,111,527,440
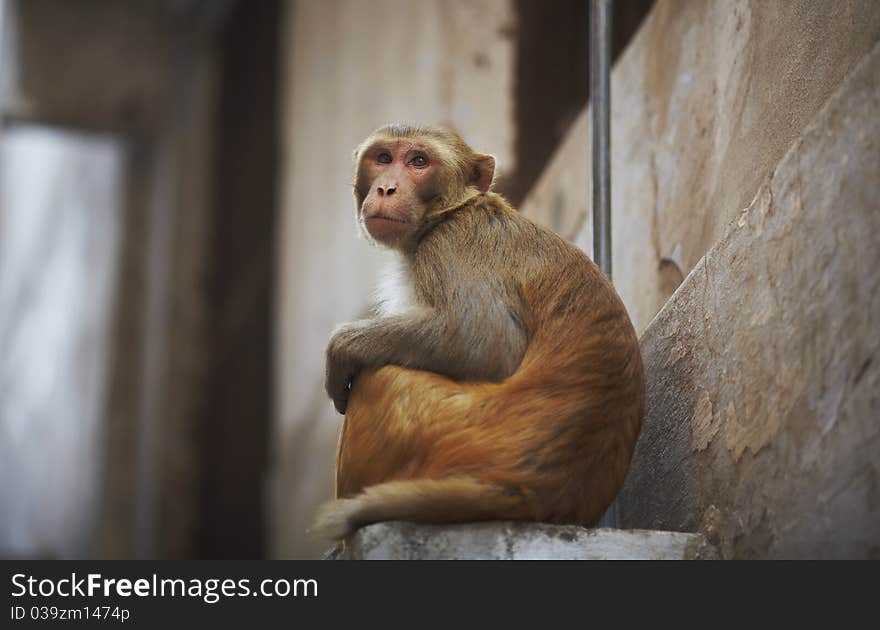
272,0,517,558
502,0,653,206
521,0,880,335
513,0,880,557
619,40,880,558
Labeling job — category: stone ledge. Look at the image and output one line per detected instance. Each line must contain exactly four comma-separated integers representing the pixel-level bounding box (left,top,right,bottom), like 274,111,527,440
333,521,717,560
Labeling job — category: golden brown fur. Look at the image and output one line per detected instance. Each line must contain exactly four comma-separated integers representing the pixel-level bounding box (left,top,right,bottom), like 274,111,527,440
314,125,644,539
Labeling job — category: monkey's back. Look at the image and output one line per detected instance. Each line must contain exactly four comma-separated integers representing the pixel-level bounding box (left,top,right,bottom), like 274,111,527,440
338,193,645,527
416,193,640,379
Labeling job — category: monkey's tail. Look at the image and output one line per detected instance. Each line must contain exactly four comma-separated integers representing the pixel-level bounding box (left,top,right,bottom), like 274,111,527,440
311,476,532,541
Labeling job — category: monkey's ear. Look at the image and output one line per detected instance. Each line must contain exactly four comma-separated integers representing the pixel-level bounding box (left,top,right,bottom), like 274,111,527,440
471,154,496,193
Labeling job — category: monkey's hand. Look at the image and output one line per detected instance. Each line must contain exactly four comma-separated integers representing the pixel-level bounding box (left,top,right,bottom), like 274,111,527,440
324,323,365,414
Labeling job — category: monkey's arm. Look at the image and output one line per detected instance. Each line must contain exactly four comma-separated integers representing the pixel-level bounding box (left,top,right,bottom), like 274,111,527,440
325,299,527,414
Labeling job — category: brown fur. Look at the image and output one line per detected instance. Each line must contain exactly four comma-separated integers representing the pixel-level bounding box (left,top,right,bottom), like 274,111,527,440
314,125,644,540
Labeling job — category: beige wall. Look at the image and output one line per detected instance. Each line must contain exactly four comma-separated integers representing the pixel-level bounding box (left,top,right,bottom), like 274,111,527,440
272,0,517,558
521,0,880,334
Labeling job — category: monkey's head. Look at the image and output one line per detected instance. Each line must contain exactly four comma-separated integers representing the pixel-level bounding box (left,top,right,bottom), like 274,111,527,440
353,124,495,249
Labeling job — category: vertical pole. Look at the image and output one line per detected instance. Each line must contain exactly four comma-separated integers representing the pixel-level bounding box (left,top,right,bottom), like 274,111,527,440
591,0,619,528
591,0,612,280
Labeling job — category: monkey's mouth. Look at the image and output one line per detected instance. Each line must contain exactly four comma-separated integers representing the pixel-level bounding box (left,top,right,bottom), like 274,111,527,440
363,213,412,242
364,213,409,224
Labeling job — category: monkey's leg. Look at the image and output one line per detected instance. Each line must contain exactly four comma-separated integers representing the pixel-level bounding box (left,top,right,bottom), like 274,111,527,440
312,476,534,541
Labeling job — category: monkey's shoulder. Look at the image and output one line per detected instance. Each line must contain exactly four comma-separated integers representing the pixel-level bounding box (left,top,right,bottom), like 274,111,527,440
419,194,585,272
414,194,590,280
471,196,588,260
443,194,545,242
467,193,515,222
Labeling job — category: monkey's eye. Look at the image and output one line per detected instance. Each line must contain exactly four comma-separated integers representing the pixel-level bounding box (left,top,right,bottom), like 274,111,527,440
410,155,428,168
377,152,392,164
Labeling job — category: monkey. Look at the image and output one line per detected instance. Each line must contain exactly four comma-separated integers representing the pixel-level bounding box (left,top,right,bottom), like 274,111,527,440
313,124,644,540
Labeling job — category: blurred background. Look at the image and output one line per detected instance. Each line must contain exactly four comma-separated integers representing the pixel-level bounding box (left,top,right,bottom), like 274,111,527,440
0,0,652,559
3,0,878,560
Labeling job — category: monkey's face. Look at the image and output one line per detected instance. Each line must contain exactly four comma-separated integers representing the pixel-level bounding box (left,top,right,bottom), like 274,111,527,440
353,126,497,249
355,138,446,248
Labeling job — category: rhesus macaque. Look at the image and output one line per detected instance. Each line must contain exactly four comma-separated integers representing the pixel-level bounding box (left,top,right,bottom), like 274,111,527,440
313,124,644,540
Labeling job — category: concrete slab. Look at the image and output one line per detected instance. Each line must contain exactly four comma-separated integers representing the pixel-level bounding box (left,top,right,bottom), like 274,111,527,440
335,521,718,560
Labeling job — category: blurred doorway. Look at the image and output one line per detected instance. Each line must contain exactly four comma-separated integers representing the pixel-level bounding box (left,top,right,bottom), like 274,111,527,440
0,125,125,558
0,0,279,559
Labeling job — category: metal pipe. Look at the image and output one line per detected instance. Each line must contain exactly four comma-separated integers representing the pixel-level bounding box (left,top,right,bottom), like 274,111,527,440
591,0,619,529
590,0,612,279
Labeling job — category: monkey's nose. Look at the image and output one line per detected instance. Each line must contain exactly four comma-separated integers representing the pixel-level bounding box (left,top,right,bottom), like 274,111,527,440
378,185,396,197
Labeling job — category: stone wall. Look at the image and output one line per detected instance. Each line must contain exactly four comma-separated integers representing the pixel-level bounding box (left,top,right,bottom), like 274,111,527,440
519,0,880,557
521,0,880,335
619,40,880,559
